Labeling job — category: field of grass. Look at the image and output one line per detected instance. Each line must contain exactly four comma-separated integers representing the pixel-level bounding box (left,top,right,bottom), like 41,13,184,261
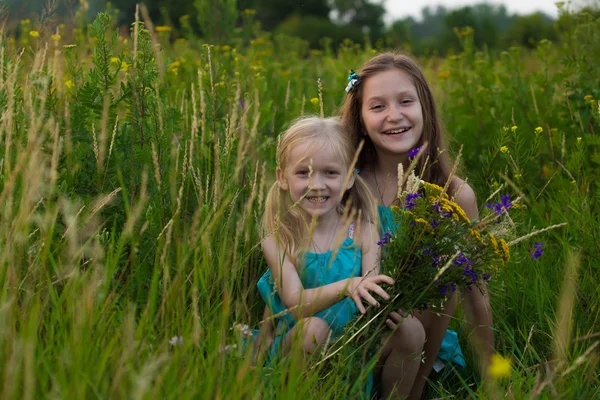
0,6,598,399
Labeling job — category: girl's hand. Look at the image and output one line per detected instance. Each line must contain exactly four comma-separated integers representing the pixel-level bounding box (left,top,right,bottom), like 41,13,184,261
347,275,394,314
385,309,409,330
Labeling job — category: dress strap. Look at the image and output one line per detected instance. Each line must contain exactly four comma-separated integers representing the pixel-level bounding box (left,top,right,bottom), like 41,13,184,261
348,221,355,239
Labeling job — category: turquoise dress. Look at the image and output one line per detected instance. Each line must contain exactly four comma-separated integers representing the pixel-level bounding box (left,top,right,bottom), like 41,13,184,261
257,235,361,347
257,227,374,396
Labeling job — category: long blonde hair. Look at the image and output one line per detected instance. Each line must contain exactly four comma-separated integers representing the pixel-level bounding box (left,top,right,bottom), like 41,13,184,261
263,116,377,264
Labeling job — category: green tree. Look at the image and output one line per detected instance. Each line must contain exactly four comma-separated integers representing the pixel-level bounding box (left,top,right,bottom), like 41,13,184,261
237,0,331,31
330,0,386,40
503,12,556,48
194,0,238,43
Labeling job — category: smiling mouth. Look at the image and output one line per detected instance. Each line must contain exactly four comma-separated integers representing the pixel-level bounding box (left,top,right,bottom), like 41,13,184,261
307,196,328,203
383,127,411,135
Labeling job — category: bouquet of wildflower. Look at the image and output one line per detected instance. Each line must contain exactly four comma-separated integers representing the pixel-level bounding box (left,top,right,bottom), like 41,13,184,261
317,170,565,396
377,172,512,311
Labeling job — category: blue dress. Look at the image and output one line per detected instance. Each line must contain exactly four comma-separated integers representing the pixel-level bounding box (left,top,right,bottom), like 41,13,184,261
257,236,362,348
257,229,374,396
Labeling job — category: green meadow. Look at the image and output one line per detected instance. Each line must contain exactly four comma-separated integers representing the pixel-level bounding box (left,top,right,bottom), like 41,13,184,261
0,6,598,399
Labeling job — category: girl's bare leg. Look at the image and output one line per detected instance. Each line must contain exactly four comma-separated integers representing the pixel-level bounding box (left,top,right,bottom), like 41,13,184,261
282,317,331,355
410,293,458,399
375,315,426,399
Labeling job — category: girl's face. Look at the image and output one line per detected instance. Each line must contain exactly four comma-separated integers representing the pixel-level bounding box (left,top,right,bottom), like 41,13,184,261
277,142,353,221
360,68,424,159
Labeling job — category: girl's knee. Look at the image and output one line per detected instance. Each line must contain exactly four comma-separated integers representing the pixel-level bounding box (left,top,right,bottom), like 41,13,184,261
298,317,331,351
390,315,426,354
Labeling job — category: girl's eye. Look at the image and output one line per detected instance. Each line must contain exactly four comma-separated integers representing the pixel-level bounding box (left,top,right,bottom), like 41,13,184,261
370,104,383,110
296,170,309,176
400,99,413,104
325,170,340,176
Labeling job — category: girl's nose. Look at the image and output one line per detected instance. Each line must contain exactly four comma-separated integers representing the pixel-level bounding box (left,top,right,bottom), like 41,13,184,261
387,104,403,122
309,173,326,190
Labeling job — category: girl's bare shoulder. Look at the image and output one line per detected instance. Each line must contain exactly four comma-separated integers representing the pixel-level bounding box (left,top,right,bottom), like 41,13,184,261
451,177,478,219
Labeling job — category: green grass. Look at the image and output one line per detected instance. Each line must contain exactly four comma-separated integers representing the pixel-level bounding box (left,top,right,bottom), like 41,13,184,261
0,7,598,399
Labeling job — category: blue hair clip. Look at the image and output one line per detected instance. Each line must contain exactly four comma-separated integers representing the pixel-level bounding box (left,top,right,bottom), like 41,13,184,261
345,70,359,93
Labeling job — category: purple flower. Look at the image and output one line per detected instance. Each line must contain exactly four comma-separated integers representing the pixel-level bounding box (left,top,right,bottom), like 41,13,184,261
377,231,392,246
486,194,513,217
429,218,440,229
440,283,457,296
532,242,544,260
408,146,422,160
462,264,478,284
433,201,453,218
453,252,472,267
405,192,420,210
483,273,492,281
500,194,513,209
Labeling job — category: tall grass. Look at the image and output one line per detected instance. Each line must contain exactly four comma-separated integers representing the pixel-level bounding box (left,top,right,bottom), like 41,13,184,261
0,5,598,398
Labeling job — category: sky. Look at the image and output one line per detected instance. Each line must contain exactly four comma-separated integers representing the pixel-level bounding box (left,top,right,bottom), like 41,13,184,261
384,0,561,22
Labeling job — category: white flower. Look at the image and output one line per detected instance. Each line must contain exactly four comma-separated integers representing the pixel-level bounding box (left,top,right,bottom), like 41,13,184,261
234,323,253,337
218,344,237,353
169,335,183,346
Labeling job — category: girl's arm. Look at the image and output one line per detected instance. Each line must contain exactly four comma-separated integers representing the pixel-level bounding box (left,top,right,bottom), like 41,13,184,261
262,235,393,317
453,180,495,366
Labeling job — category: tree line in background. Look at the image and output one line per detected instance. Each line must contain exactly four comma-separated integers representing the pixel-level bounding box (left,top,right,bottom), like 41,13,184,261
3,0,600,54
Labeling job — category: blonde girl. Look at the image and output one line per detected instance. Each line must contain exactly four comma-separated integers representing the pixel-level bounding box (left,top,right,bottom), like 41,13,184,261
256,116,393,380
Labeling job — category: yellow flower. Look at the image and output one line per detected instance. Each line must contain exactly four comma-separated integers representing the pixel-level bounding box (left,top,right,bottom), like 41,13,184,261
489,354,512,378
110,57,119,64
511,125,517,132
51,34,61,41
121,61,130,71
499,239,510,262
445,199,470,224
577,137,582,143
584,94,593,101
310,97,319,106
29,30,40,38
65,80,74,89
438,71,450,80
243,9,257,16
458,26,474,37
168,60,181,69
155,25,172,33
469,229,483,244
500,146,508,153
535,126,543,134
423,182,444,196
487,233,498,251
415,218,427,225
221,45,231,51
390,205,401,214
20,19,31,25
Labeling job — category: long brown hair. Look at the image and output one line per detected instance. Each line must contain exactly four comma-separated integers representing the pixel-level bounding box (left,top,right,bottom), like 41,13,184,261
339,52,454,191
